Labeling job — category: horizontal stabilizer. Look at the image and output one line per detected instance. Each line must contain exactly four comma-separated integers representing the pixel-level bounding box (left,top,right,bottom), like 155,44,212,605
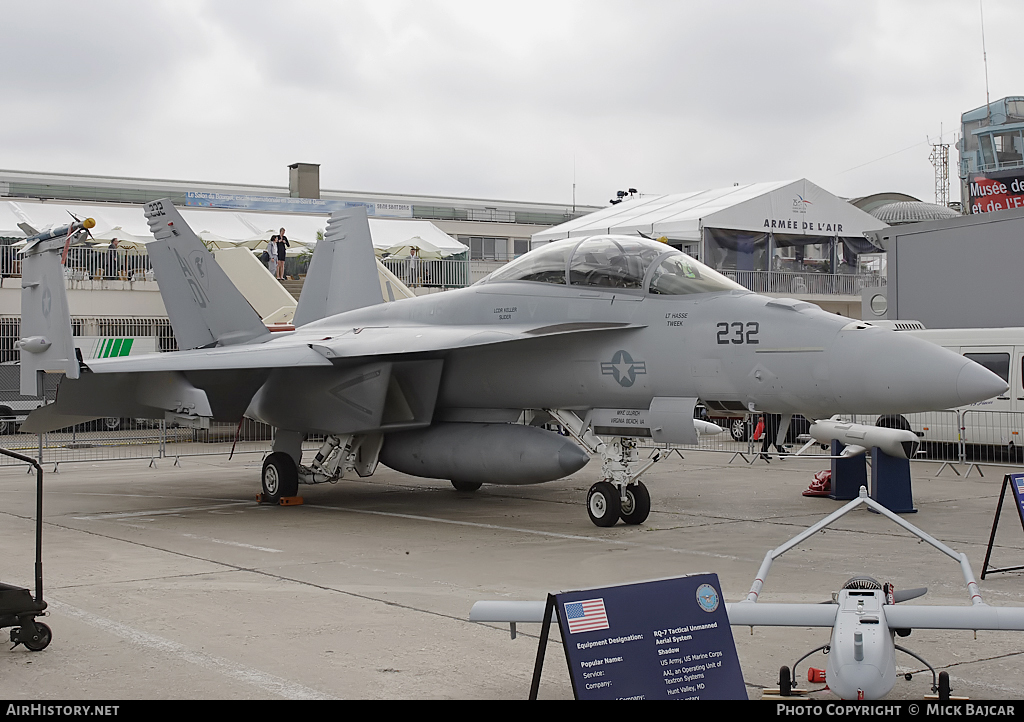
294,206,383,326
144,199,270,350
22,370,218,433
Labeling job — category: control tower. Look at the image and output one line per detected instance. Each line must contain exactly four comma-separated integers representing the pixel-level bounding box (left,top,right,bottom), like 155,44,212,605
957,96,1024,213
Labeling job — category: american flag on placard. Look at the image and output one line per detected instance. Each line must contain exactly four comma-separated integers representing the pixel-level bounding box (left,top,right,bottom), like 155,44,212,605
564,598,609,634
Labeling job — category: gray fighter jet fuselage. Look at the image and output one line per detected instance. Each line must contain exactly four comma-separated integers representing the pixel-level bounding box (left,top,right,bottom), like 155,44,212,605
294,281,996,419
19,203,1006,526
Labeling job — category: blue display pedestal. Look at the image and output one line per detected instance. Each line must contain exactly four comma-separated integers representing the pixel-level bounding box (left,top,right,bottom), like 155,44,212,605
870,447,917,513
830,440,867,501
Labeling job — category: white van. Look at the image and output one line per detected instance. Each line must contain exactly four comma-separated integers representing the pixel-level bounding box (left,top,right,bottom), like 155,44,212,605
870,323,1023,461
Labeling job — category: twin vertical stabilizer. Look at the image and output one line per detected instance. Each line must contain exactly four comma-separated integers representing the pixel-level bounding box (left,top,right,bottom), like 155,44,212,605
293,206,384,326
144,199,270,349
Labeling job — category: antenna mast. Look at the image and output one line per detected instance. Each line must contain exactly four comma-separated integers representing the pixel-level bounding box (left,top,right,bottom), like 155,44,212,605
929,125,951,207
981,0,991,118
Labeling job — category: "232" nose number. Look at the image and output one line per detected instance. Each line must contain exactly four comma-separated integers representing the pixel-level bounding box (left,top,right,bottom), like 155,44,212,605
716,322,759,344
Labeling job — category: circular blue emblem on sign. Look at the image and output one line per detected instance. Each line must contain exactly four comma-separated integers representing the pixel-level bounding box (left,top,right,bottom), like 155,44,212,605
696,583,719,613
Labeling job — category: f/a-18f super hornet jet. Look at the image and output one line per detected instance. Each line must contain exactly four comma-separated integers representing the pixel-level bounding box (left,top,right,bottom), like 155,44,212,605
17,201,1007,526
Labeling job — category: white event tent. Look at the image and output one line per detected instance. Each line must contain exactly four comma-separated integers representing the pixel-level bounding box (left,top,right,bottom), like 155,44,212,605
533,179,886,243
0,199,465,258
368,219,467,258
532,179,887,276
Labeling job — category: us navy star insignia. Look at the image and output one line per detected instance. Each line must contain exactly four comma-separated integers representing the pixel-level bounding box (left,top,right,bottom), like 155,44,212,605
601,350,647,387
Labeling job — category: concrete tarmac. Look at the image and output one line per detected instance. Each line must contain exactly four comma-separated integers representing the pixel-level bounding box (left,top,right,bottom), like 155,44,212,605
1,449,1022,700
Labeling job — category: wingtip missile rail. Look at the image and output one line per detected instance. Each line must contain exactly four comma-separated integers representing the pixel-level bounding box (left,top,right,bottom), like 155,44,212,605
20,218,95,255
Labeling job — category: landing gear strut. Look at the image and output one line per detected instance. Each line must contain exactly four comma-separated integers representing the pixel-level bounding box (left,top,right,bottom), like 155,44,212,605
261,431,385,503
546,409,660,527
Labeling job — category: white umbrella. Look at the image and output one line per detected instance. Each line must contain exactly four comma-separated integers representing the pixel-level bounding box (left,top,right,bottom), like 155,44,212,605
87,226,154,253
376,235,452,260
197,230,243,250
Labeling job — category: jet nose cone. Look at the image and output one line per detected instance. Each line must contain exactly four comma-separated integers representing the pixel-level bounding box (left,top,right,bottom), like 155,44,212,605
957,360,1008,406
829,327,1005,414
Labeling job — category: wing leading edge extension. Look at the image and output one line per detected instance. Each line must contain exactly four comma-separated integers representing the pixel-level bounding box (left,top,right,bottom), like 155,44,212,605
83,321,646,373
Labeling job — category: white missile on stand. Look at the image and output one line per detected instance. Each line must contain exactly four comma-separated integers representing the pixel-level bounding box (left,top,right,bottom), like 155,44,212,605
694,419,723,436
806,419,920,460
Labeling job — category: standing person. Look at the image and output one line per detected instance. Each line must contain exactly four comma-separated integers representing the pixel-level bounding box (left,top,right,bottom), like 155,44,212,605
264,236,277,273
759,413,788,461
273,227,289,280
408,246,420,287
106,237,120,279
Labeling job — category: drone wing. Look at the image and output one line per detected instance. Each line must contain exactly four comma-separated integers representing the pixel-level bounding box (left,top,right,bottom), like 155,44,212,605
725,602,838,628
883,604,1024,631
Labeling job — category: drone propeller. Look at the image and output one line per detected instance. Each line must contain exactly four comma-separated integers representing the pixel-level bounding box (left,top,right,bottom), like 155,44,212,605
839,576,928,604
892,587,928,603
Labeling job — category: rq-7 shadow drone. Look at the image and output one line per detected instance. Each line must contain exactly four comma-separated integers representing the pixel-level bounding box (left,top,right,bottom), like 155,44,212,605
470,486,1024,700
16,201,1006,525
726,486,1024,700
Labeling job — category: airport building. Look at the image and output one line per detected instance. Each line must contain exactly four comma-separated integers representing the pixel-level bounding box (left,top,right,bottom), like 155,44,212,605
958,96,1024,214
0,166,599,267
0,168,899,344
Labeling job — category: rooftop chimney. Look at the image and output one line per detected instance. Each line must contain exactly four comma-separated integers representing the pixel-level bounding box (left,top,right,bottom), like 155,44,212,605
288,163,320,199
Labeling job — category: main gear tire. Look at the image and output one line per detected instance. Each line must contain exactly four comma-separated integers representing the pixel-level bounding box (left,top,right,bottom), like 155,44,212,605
262,452,299,502
619,482,651,525
451,480,483,492
587,481,621,527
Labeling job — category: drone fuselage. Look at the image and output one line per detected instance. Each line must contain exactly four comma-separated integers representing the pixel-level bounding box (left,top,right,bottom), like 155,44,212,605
826,589,897,700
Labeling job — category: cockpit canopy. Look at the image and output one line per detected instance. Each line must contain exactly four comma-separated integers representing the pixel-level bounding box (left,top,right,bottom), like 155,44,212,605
479,235,745,295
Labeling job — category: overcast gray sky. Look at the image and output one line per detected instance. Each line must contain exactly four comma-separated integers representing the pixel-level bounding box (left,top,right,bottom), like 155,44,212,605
1,1,1019,207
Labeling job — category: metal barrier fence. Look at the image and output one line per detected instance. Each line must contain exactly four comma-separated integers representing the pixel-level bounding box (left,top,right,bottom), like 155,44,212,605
0,418,328,470
724,270,886,296
380,258,470,289
62,246,153,283
644,410,1024,474
2,409,1022,475
961,410,1024,467
0,246,154,284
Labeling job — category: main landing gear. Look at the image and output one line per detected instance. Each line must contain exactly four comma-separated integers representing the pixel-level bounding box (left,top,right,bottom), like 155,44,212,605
586,437,657,526
545,410,660,528
261,432,384,503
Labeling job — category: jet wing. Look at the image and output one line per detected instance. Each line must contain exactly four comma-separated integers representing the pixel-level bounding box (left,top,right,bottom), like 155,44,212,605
725,602,839,628
84,321,645,373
